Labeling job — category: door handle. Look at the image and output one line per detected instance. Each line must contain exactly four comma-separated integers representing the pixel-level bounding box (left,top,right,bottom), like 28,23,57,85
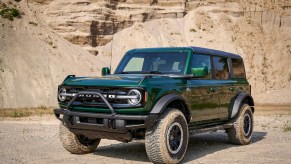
209,88,216,92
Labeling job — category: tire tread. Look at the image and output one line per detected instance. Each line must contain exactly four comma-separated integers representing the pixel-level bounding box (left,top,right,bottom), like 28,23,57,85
145,109,188,163
60,123,100,154
228,104,253,145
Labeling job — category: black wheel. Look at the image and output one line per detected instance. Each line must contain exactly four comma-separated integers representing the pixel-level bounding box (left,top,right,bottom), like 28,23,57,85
59,123,100,154
145,109,189,163
227,104,254,145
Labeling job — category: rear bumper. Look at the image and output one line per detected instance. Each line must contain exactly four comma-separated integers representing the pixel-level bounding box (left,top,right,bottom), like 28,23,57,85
54,108,158,142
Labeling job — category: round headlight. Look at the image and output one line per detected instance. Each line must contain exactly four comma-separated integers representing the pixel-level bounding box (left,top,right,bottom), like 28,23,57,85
58,87,66,101
127,89,142,105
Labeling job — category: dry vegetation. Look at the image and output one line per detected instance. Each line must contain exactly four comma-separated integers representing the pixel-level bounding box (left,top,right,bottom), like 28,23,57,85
284,121,291,132
0,106,53,117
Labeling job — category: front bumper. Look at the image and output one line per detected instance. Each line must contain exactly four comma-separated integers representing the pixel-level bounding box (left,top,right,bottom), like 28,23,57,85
55,91,157,142
54,108,157,142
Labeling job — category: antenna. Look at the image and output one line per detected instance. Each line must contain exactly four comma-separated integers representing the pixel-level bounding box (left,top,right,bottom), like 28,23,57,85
110,34,114,70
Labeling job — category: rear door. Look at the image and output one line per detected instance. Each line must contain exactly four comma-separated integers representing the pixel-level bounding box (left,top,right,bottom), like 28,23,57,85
212,56,238,120
220,58,250,118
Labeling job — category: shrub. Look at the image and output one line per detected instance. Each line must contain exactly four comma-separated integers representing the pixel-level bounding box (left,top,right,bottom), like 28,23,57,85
0,8,20,21
29,21,38,26
190,28,197,32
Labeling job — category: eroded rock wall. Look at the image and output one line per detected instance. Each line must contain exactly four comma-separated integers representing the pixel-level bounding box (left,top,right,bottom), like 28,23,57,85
29,0,189,55
0,0,290,108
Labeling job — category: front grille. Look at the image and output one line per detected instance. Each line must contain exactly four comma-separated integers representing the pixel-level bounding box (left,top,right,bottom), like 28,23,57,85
61,87,145,109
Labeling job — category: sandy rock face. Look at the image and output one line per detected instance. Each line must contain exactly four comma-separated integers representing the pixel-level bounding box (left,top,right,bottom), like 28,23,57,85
231,0,291,104
0,1,105,108
96,0,291,105
29,0,189,55
0,0,290,108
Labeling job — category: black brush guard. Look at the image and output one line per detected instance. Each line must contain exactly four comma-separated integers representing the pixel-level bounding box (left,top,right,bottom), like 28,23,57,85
54,91,157,142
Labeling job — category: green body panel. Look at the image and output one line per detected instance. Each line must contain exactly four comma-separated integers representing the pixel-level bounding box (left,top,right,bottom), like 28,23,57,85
60,75,188,115
57,47,251,124
62,75,142,87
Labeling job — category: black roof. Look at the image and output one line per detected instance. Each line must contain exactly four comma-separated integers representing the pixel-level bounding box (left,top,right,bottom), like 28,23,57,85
132,46,242,59
189,46,242,59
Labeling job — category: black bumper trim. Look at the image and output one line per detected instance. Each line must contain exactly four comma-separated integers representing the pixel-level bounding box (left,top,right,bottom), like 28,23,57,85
54,108,158,141
54,108,154,121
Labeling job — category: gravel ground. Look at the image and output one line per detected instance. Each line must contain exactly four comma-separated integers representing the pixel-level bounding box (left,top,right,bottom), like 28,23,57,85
0,111,290,164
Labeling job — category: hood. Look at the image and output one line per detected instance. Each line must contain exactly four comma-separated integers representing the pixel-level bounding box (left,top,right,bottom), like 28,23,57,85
62,74,145,87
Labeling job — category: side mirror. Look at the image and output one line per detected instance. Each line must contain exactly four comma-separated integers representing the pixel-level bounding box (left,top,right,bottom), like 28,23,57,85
191,66,208,77
101,67,111,76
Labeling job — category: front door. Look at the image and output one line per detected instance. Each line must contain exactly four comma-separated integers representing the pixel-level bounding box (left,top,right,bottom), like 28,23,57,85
188,80,221,122
186,54,221,123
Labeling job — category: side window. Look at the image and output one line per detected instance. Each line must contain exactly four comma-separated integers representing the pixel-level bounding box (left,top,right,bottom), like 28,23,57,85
213,56,229,80
191,54,211,79
232,58,245,78
124,57,144,71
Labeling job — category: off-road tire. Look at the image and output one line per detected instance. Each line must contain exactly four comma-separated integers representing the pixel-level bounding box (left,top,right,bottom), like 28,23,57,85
59,123,100,154
227,104,253,145
145,109,189,164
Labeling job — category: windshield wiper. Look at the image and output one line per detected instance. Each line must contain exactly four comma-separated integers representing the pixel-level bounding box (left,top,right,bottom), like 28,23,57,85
119,71,163,74
120,72,129,74
145,71,164,74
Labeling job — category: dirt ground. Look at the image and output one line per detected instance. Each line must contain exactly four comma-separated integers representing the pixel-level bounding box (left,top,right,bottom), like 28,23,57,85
0,108,291,164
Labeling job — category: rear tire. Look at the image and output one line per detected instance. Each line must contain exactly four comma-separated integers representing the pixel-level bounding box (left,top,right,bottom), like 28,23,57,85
227,104,253,145
145,109,189,163
59,123,100,154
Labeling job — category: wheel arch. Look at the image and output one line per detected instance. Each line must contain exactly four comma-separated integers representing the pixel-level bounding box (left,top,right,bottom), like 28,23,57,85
230,92,255,119
150,94,191,123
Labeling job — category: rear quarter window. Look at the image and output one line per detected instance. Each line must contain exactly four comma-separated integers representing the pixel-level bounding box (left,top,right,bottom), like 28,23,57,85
232,58,246,78
213,56,229,80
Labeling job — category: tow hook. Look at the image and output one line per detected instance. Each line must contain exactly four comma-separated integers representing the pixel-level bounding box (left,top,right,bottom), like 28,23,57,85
108,119,116,129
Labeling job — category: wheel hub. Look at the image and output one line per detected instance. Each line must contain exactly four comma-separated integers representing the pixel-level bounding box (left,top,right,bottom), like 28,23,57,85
243,113,251,136
166,122,183,154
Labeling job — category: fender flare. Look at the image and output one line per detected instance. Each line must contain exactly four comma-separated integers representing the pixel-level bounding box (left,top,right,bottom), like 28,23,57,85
230,92,255,118
150,94,188,115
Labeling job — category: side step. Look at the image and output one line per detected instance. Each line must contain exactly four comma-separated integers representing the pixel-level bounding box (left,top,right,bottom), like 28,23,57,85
189,123,233,136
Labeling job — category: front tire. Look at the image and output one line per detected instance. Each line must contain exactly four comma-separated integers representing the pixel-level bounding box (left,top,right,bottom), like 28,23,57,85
227,104,254,145
145,109,189,163
59,123,101,154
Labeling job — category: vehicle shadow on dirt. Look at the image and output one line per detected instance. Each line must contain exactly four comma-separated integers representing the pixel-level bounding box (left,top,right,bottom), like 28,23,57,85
183,131,267,162
93,131,267,163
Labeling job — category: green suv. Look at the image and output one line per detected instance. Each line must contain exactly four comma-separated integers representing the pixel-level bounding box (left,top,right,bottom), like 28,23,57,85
54,47,254,163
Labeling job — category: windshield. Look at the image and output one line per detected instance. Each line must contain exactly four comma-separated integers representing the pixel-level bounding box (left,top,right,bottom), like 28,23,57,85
115,52,188,75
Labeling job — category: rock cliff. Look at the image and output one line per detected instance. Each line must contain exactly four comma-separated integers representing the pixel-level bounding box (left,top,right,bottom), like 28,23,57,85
29,0,291,55
29,0,189,55
0,0,290,108
0,0,106,108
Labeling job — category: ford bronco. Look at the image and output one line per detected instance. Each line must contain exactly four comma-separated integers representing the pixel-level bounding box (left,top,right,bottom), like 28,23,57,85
54,47,254,163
